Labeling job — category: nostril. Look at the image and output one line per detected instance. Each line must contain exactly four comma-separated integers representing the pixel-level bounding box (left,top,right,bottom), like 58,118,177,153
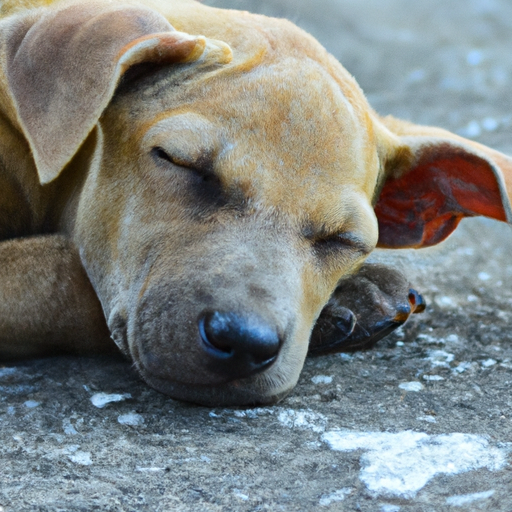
199,312,235,358
198,311,281,371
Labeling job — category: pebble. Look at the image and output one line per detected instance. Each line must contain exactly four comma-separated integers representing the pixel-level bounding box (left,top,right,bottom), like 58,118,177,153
435,296,457,308
311,375,333,385
380,505,401,512
118,412,144,426
417,416,437,424
399,382,424,392
90,392,132,408
68,451,93,466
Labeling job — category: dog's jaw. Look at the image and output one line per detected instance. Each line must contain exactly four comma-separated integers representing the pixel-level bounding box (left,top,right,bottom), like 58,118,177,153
132,342,307,406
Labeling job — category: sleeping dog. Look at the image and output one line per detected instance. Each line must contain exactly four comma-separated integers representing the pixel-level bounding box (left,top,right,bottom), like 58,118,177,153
0,0,510,405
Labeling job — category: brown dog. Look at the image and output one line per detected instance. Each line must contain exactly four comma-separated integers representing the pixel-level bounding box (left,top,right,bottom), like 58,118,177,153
0,0,511,405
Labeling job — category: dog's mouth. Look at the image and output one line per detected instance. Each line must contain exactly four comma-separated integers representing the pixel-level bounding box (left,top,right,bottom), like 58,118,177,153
135,364,294,406
124,307,304,406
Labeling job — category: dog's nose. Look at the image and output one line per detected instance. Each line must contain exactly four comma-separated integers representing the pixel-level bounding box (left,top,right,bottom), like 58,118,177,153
198,311,281,379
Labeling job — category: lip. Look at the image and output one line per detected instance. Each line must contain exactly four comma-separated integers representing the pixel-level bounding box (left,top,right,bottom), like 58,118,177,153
134,362,293,406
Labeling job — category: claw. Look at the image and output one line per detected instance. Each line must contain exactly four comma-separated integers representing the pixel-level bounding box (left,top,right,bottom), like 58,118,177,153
408,288,426,314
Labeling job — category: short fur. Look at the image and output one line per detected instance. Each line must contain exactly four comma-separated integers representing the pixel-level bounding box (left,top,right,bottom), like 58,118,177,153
1,0,511,405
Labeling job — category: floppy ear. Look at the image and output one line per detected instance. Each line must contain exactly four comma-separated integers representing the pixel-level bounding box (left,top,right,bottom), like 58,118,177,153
1,2,232,184
374,116,512,248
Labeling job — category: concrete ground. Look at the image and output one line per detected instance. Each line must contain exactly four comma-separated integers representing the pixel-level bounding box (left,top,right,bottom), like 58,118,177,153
2,0,512,510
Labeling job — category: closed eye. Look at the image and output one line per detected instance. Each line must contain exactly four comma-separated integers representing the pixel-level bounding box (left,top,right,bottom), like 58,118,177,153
151,147,216,183
153,147,175,165
312,232,372,256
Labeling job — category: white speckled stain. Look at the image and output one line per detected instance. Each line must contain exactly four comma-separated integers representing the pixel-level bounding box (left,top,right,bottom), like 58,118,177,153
90,392,131,408
311,375,333,385
423,375,444,381
319,488,352,506
380,505,401,512
118,412,144,426
68,451,93,466
233,491,249,501
425,350,455,368
435,296,457,308
416,416,437,424
322,431,509,498
452,361,474,374
276,409,327,433
399,382,423,392
220,407,327,432
24,400,40,408
445,489,495,506
62,418,78,435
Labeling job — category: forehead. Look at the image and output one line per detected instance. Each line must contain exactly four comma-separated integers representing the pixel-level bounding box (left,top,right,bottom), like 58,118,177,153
114,54,380,216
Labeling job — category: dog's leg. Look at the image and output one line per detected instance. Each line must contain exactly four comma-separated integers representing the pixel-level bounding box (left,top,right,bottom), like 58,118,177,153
0,235,114,360
309,264,425,355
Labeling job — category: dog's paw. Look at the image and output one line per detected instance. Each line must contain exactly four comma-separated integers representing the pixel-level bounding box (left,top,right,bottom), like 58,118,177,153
308,264,425,355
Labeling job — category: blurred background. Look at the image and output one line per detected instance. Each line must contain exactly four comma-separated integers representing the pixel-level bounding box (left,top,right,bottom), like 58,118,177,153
204,0,512,153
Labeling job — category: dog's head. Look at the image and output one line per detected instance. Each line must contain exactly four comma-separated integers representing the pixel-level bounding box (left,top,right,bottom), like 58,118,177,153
3,0,511,405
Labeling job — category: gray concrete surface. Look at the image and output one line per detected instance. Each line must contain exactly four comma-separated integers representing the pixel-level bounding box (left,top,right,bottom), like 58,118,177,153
2,1,512,510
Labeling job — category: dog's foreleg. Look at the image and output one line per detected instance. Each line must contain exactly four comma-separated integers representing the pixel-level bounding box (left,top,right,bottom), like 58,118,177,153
0,235,113,360
309,263,425,355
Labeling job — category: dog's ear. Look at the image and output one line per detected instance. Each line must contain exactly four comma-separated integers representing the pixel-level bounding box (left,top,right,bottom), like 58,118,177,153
2,3,232,184
374,116,512,248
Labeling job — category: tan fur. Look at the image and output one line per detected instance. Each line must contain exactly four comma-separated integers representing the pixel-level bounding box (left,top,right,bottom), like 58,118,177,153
0,0,511,405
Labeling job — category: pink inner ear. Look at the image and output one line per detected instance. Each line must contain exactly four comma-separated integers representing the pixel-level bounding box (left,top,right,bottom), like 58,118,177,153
375,149,507,248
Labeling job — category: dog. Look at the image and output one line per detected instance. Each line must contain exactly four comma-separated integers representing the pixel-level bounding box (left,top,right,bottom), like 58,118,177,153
0,0,511,406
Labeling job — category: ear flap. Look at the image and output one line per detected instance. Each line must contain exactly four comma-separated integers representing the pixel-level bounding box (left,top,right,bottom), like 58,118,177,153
374,117,512,248
2,2,232,184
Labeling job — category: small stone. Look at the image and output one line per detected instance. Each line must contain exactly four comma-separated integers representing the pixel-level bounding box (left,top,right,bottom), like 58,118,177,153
68,451,92,466
435,296,457,308
380,505,401,512
417,415,437,423
90,392,131,408
311,375,333,385
117,412,144,426
399,382,424,392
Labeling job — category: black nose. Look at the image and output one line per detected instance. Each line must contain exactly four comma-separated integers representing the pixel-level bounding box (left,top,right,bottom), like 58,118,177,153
198,311,281,379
